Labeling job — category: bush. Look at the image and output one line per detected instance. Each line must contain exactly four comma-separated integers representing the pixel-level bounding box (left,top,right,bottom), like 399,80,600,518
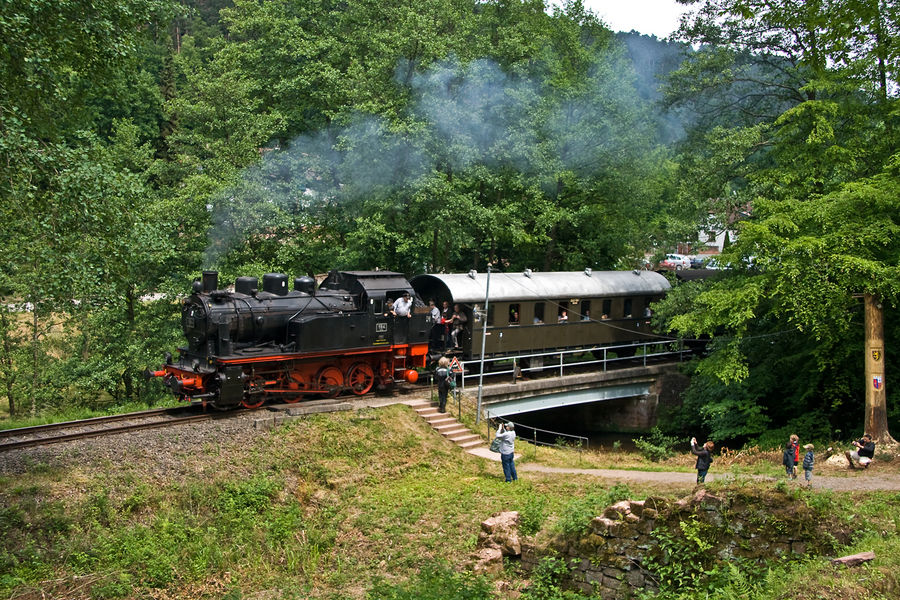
634,428,679,462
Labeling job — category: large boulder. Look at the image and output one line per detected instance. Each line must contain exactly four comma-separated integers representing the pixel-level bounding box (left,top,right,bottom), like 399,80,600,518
479,510,522,556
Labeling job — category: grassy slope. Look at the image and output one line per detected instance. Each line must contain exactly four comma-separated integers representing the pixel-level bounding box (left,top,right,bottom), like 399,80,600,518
0,403,898,600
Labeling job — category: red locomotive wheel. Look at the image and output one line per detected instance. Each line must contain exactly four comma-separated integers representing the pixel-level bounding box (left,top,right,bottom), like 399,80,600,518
346,362,375,395
316,366,344,398
281,372,308,403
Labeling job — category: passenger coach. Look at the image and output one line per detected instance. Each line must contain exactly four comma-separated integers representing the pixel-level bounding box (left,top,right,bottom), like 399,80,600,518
411,269,671,361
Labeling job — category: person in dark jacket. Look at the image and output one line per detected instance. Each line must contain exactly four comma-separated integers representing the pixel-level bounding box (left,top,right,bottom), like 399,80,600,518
802,444,815,487
783,434,799,479
690,437,714,483
782,439,797,479
845,434,876,469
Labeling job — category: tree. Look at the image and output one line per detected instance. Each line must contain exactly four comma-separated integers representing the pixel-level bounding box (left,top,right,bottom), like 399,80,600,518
654,0,900,442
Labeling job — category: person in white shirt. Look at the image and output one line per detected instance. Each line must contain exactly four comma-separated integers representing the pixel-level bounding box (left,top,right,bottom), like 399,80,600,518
495,422,517,482
391,292,413,318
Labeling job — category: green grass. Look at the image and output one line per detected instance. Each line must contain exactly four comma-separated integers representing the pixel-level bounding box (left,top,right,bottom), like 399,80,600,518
1,403,898,600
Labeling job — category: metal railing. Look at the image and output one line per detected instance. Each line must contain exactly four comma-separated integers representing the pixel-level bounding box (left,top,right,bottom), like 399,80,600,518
487,417,589,450
458,339,687,391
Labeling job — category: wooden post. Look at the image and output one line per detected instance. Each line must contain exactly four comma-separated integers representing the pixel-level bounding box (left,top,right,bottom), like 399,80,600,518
864,293,896,446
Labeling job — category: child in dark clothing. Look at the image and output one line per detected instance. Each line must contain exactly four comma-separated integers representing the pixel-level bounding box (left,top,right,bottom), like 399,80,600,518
783,438,797,479
802,443,814,487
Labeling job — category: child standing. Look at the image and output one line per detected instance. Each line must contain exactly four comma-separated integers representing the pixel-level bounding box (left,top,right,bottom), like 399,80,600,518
802,444,815,488
782,437,797,479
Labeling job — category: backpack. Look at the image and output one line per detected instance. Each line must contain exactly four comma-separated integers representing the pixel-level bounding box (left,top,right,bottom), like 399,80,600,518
436,367,450,387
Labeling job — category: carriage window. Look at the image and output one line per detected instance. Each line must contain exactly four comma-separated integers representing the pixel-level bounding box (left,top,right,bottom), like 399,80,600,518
643,297,653,317
509,304,520,325
372,298,384,314
601,299,611,319
580,300,591,321
624,299,633,318
533,302,545,324
557,301,569,322
488,304,495,326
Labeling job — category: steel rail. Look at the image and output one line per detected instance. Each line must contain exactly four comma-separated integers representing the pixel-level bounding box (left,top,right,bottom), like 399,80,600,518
0,412,219,452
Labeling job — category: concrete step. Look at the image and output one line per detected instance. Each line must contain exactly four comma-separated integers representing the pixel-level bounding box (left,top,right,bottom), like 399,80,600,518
438,425,468,436
457,438,484,449
411,399,486,452
448,432,481,444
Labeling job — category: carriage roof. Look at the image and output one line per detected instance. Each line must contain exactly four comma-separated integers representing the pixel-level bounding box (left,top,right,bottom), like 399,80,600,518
411,270,670,305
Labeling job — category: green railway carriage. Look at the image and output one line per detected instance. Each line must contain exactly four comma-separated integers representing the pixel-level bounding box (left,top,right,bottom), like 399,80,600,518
410,269,671,360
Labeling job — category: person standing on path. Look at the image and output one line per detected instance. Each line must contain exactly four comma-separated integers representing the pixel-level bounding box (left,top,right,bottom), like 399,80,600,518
690,437,714,483
783,437,797,479
496,423,518,482
802,444,815,487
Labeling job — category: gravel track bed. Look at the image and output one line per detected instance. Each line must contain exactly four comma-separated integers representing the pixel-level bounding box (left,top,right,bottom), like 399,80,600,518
0,410,264,477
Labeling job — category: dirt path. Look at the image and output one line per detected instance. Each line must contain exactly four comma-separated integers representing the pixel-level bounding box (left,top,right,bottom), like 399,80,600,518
467,446,900,492
517,463,900,492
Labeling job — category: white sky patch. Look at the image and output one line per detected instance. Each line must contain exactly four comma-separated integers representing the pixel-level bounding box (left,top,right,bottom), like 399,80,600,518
575,0,687,39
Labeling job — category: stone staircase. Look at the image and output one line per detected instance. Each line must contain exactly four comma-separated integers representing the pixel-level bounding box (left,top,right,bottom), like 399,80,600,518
410,400,484,450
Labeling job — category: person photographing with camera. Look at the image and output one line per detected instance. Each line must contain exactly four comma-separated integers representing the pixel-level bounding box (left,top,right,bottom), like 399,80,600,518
690,437,714,484
845,433,875,469
495,422,518,482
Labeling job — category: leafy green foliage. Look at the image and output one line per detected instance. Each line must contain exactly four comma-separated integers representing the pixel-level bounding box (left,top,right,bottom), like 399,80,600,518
634,427,680,462
555,483,632,537
520,555,592,600
366,563,492,600
643,515,739,596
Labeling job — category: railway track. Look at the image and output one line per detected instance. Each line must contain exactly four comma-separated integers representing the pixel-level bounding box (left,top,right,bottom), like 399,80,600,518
0,356,679,452
0,406,222,452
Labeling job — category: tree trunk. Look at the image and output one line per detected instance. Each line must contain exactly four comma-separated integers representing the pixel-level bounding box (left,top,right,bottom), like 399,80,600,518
31,306,38,416
864,293,895,446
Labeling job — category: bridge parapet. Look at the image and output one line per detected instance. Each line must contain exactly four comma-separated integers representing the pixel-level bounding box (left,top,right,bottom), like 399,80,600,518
477,363,686,429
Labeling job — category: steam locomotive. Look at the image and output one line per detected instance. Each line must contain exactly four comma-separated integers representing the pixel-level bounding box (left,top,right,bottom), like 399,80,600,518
148,270,430,409
149,268,672,410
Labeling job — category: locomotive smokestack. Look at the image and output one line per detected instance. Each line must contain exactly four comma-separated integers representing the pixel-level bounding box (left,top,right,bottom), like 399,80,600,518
202,271,219,292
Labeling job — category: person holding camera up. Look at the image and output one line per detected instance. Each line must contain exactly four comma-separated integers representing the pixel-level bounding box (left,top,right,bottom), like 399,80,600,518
496,422,518,482
690,437,714,484
845,433,876,469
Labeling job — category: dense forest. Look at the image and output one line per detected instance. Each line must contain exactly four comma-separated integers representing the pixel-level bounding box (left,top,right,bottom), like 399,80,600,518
0,0,898,446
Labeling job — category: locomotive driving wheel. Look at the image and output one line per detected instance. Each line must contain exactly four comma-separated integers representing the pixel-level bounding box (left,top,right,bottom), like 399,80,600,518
280,372,308,404
316,366,344,398
346,362,375,395
242,376,267,409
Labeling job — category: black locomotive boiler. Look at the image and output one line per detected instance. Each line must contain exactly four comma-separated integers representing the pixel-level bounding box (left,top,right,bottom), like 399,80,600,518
149,270,430,409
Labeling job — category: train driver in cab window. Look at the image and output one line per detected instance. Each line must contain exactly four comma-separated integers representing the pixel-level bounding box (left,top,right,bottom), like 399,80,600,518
391,291,413,318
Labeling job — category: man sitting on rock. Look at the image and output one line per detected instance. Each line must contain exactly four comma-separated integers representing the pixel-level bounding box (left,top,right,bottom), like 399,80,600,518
845,433,876,469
